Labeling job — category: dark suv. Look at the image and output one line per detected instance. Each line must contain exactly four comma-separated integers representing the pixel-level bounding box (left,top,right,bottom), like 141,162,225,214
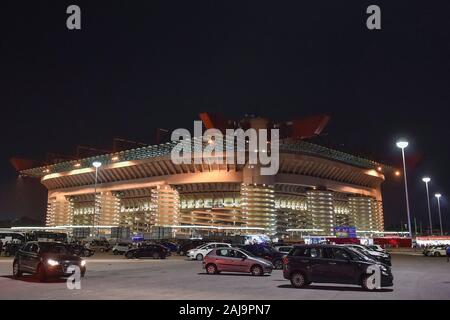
283,244,393,290
125,244,169,259
178,240,205,256
13,241,86,282
67,243,94,257
241,244,285,269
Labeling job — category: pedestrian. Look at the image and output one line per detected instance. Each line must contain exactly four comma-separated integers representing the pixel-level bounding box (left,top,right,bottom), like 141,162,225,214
446,245,450,263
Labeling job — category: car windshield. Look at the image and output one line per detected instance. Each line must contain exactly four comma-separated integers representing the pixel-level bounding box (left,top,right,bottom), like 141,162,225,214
40,244,70,255
353,246,372,254
347,247,372,261
238,249,255,257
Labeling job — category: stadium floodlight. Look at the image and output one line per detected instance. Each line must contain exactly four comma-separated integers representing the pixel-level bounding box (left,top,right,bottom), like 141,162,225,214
422,177,433,235
396,140,412,238
92,161,102,168
396,141,409,149
435,193,443,236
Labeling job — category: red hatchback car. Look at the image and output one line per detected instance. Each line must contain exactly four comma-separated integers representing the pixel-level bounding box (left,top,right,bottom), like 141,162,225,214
203,247,273,276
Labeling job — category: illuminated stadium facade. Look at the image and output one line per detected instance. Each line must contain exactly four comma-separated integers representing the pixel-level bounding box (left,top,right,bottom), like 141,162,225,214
18,114,388,238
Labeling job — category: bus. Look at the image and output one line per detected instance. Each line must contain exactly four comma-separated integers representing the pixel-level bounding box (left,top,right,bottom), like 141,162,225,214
24,231,68,243
0,231,26,244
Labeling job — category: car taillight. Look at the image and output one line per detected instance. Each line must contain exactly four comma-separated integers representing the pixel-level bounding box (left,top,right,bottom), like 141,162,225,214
282,256,289,265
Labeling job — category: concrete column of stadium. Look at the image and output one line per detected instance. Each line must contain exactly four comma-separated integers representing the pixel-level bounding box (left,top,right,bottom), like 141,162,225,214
241,164,277,234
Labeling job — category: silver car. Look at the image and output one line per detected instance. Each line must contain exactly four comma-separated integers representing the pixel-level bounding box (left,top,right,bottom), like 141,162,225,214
202,247,273,276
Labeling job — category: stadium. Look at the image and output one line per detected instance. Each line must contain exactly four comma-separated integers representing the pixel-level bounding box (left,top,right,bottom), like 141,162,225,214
14,113,389,240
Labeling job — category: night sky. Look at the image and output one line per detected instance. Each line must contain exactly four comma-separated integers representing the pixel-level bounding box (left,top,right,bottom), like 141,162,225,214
1,1,450,231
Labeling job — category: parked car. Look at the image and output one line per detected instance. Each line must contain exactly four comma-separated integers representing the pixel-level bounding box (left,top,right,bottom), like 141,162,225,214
283,244,393,290
87,239,111,252
241,244,285,269
13,241,86,282
345,244,392,266
272,242,287,247
112,242,131,255
187,242,232,261
274,246,293,255
422,246,439,256
159,242,179,252
178,240,205,256
67,243,94,257
125,244,169,259
423,246,432,256
203,247,273,276
366,244,386,253
425,245,447,257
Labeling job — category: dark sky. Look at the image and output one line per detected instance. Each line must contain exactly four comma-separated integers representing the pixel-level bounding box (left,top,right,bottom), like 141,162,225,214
1,1,450,231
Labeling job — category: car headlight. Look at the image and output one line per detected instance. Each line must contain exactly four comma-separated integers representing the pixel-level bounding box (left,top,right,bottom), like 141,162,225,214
80,260,86,267
47,259,59,266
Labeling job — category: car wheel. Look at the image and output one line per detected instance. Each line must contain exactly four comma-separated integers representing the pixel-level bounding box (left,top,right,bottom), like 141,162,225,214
250,265,263,276
290,272,307,288
206,264,217,275
125,252,134,259
113,250,118,256
12,260,22,278
361,275,377,291
196,254,204,261
434,252,441,257
152,252,160,259
36,264,47,283
274,259,283,270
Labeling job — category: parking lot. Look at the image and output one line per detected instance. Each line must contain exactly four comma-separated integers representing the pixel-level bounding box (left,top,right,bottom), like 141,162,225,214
0,252,449,300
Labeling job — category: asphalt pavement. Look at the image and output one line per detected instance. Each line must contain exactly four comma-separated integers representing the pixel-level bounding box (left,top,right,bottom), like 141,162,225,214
0,252,449,299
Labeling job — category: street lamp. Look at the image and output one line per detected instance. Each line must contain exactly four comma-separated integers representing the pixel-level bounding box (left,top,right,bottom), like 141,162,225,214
422,177,433,235
396,140,412,238
92,161,102,237
435,193,443,236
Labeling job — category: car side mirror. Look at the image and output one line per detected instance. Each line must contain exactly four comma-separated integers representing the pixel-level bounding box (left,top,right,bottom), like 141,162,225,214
241,256,247,260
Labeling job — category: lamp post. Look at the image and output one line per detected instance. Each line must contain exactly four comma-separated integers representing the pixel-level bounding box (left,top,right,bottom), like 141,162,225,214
422,177,432,235
435,193,443,236
92,161,102,237
396,140,413,238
